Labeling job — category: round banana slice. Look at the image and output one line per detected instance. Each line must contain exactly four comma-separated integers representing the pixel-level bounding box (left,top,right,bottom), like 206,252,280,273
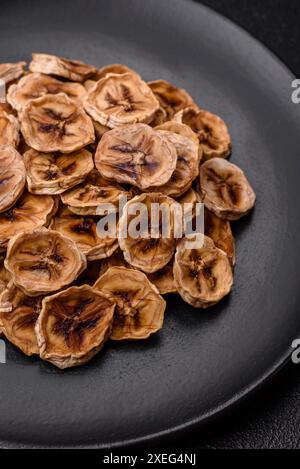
205,209,236,266
153,130,200,197
61,169,129,215
0,285,42,356
20,93,95,153
29,53,97,82
118,193,180,273
93,267,165,340
50,205,119,261
0,145,25,213
200,158,256,221
5,229,87,296
147,262,177,295
24,148,94,195
0,254,11,294
84,73,160,128
95,124,177,190
148,80,198,119
0,192,57,250
0,62,26,84
7,73,87,112
0,110,20,147
174,236,233,308
36,285,115,369
174,108,231,161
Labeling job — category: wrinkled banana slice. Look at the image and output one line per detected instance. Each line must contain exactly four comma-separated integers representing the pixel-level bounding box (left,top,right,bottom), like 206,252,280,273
84,73,159,128
0,192,57,250
29,53,96,82
61,169,129,215
35,285,115,369
0,285,42,355
0,145,25,213
50,205,119,261
153,130,200,197
0,110,20,147
0,62,26,84
93,266,165,340
118,193,180,273
24,148,94,195
0,254,11,294
95,124,177,190
205,209,236,266
7,73,87,112
5,229,87,296
147,262,177,295
174,236,233,308
200,158,256,221
20,93,95,153
148,80,198,119
174,108,231,161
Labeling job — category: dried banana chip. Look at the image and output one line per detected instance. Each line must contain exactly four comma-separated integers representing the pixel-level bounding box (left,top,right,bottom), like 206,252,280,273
95,124,177,190
148,80,198,119
0,62,26,84
174,236,233,308
84,73,159,128
0,110,20,147
50,205,118,261
205,209,236,266
200,158,256,221
147,262,177,295
0,192,57,250
0,285,42,355
24,148,94,195
153,130,200,197
61,169,129,215
93,267,165,340
0,254,11,294
0,145,25,213
7,73,87,112
36,285,115,369
20,93,95,153
5,229,87,296
29,53,96,82
118,193,180,273
174,108,231,161
92,64,140,81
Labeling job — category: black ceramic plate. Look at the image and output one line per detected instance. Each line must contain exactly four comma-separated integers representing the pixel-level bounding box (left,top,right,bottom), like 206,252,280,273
0,0,300,449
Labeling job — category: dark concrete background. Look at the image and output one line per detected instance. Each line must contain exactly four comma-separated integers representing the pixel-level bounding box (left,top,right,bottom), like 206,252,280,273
161,0,300,450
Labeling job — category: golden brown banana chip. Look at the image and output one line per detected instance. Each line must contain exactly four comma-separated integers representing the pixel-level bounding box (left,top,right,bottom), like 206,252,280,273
0,285,42,356
93,266,165,340
0,145,25,213
61,169,129,215
5,229,87,296
200,158,256,221
174,236,233,308
147,262,177,295
0,192,57,250
118,193,180,274
20,93,95,153
0,254,11,294
29,53,97,82
7,73,87,112
174,107,232,161
204,209,236,266
35,285,115,369
50,205,119,261
148,80,199,119
0,110,20,147
84,73,159,128
0,62,26,84
95,124,177,190
153,130,200,197
24,148,94,195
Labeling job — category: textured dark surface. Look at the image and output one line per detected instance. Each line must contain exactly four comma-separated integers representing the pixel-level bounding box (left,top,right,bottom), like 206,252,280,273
0,0,300,449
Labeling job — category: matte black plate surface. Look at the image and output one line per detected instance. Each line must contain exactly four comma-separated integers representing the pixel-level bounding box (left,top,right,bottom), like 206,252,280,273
0,0,300,448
